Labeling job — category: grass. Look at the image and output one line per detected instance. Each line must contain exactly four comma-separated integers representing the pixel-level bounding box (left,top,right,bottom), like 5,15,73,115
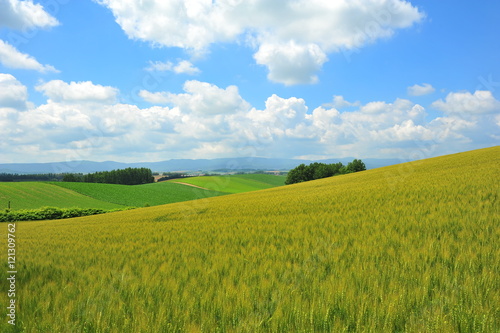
169,174,286,193
2,146,499,332
0,182,125,210
0,174,282,216
50,181,228,208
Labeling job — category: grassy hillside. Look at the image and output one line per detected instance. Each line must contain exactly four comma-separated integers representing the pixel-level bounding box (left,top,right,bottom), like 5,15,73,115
0,182,125,210
0,174,282,213
51,181,227,207
170,174,286,193
4,146,499,332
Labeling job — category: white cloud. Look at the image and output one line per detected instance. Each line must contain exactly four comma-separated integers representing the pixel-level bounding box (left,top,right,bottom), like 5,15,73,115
361,101,391,114
173,60,201,75
329,95,360,109
305,99,428,149
141,80,250,115
229,94,309,142
0,0,59,30
146,59,200,75
408,83,435,96
36,80,119,104
0,40,59,73
96,0,424,85
145,61,174,72
374,120,433,142
431,90,500,114
0,73,30,110
139,90,170,105
254,41,327,85
95,0,238,51
2,77,498,163
0,74,29,139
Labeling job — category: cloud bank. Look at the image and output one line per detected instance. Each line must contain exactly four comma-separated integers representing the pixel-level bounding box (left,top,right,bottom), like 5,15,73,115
1,74,498,163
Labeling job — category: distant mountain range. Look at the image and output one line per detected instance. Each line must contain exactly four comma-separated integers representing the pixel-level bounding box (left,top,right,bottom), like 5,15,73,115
0,157,406,174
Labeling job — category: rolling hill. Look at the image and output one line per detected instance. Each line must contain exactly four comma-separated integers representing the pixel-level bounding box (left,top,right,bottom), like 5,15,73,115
3,146,499,332
169,174,286,194
0,182,125,210
50,181,228,208
0,174,285,213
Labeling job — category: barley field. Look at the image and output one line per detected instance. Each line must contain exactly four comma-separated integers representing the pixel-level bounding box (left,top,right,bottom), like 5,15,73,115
1,146,499,332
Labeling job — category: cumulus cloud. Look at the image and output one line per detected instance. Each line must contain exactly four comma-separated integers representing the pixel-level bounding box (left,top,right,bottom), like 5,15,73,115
35,80,119,104
408,83,435,96
0,40,59,73
2,76,497,163
328,96,361,109
431,90,500,114
141,80,250,115
0,73,30,110
146,59,200,75
139,90,170,105
0,0,59,30
95,0,238,50
96,0,424,85
228,94,309,144
254,42,327,85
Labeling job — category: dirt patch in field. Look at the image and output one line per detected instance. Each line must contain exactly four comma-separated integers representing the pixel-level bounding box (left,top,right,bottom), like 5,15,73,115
171,182,210,191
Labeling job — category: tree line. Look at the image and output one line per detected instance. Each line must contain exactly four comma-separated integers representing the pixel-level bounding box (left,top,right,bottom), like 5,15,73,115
285,159,366,185
0,173,64,182
62,167,155,185
156,172,188,182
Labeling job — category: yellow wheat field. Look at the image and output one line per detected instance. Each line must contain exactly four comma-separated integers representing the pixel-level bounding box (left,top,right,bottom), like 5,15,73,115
2,146,499,332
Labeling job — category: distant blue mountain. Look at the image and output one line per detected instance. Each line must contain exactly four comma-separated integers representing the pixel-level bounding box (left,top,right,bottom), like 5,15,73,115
0,157,405,174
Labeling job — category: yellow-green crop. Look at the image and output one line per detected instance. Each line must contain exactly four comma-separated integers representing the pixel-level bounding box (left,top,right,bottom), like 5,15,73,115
168,174,286,193
1,146,498,332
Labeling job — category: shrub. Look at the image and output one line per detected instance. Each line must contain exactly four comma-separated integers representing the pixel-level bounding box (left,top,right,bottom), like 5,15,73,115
0,207,114,222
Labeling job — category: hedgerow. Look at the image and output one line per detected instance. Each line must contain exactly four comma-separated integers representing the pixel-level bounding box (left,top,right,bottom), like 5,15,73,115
0,206,124,222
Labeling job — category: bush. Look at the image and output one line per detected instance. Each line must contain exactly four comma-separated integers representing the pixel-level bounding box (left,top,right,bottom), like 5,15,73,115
0,207,113,222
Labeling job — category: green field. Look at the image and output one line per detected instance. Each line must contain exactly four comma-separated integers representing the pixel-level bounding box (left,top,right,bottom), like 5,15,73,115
2,147,499,332
51,181,228,207
0,174,285,213
0,182,125,210
169,174,286,193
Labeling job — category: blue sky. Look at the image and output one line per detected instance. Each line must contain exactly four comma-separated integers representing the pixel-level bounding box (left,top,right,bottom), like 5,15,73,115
0,0,499,163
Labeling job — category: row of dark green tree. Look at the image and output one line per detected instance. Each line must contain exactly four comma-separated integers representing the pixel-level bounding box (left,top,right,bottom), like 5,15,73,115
285,159,366,185
0,173,63,182
156,172,187,182
62,168,154,185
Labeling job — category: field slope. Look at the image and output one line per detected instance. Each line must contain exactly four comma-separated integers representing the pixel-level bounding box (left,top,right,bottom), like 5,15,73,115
169,173,286,193
4,146,499,332
0,182,125,210
51,181,227,207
